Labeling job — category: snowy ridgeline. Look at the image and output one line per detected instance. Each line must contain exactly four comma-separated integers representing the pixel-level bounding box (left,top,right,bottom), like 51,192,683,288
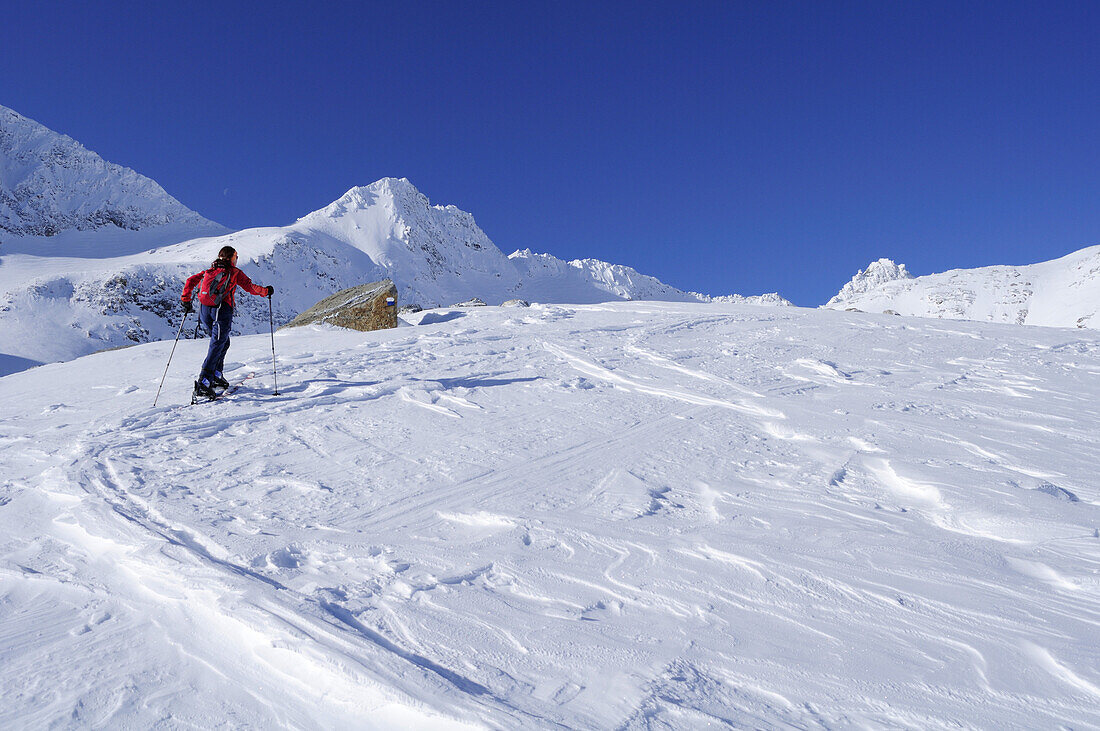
2,302,1098,728
0,104,789,372
0,175,788,370
0,104,225,240
825,250,1100,329
4,98,1099,380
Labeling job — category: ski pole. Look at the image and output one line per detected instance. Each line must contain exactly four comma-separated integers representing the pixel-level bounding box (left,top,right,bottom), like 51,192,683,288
268,295,280,396
153,310,189,407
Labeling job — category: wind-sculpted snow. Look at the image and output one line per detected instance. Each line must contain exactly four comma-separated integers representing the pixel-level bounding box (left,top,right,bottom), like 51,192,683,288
826,247,1100,329
2,303,1098,727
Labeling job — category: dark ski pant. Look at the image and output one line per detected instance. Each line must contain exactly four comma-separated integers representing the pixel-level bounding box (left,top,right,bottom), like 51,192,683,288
199,303,233,378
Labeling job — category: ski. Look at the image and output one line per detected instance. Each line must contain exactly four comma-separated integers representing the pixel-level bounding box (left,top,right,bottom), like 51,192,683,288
216,372,255,400
190,372,256,405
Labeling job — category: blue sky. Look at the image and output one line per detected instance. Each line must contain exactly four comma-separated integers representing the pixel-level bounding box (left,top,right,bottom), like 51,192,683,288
4,1,1098,305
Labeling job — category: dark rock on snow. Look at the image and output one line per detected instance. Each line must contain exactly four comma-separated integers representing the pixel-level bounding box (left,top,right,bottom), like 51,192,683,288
281,279,398,332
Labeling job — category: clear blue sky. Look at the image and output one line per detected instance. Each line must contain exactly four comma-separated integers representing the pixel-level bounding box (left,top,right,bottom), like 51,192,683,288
4,1,1099,305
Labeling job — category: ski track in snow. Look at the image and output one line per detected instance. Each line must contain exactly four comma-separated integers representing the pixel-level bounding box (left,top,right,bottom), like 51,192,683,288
2,302,1099,728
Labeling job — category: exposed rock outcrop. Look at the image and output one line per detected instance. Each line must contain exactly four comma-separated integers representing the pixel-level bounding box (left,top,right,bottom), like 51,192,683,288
281,280,398,332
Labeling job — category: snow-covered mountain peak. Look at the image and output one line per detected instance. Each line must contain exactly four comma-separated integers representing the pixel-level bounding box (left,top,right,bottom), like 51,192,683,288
864,257,910,279
301,177,428,223
0,103,224,241
850,258,912,289
826,258,913,307
366,175,421,198
290,177,511,293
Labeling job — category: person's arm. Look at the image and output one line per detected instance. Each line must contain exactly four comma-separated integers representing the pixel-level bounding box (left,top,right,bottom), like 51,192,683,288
181,271,203,302
233,268,270,297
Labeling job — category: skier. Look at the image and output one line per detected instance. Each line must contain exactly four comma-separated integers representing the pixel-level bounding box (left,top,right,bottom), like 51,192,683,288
181,245,273,401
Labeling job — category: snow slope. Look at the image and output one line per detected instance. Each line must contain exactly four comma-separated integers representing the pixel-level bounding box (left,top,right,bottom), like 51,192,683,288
2,303,1098,727
825,248,1100,329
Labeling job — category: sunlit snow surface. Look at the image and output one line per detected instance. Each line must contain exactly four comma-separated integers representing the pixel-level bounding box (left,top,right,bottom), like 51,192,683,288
2,302,1098,728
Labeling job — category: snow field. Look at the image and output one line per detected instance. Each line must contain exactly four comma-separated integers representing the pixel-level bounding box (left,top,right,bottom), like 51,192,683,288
1,302,1099,727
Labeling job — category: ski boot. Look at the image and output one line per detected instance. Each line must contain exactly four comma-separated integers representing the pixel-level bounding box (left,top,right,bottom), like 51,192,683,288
192,378,217,404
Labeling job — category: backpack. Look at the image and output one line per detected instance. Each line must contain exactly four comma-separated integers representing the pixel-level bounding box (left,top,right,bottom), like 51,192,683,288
197,262,234,306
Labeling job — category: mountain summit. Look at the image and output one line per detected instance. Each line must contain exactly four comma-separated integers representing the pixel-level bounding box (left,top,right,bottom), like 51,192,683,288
289,177,522,304
0,104,225,245
301,177,433,222
826,258,912,307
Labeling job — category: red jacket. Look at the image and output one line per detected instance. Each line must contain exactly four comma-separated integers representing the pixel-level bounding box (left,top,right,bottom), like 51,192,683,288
182,266,267,308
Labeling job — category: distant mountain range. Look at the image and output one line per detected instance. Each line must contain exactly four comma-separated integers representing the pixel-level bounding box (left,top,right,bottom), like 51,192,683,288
0,104,788,371
824,250,1100,329
2,102,1097,375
